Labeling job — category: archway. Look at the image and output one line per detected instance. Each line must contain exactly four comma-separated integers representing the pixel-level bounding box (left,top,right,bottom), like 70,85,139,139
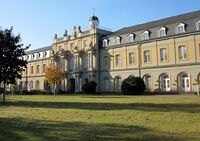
68,78,75,93
159,73,170,92
114,76,122,92
29,81,33,91
177,72,190,92
44,81,50,91
143,74,152,91
35,80,40,90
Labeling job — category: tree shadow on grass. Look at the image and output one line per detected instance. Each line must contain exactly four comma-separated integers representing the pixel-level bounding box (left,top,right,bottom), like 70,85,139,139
2,101,200,113
0,117,187,141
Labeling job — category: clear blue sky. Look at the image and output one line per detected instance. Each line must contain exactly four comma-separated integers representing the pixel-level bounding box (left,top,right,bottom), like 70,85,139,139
0,0,200,50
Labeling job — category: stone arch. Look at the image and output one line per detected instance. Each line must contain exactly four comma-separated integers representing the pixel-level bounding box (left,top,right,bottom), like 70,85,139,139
158,73,170,92
35,80,40,90
177,72,190,92
114,75,122,92
143,74,152,91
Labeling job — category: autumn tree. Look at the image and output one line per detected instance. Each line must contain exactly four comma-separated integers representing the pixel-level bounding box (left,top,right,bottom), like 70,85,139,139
0,27,29,104
45,67,65,95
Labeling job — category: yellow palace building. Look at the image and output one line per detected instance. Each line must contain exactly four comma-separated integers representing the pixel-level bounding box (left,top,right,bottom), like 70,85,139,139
17,10,200,93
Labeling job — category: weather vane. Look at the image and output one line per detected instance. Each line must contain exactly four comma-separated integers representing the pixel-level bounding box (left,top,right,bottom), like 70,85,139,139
92,8,96,16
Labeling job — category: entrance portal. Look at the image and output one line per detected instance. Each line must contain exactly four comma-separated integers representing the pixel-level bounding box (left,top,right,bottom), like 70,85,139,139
68,78,75,93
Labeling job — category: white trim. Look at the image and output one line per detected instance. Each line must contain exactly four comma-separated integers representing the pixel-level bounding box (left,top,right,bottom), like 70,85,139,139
176,23,185,34
196,21,200,31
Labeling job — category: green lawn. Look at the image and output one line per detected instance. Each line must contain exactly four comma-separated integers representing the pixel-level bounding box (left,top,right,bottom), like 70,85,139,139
0,94,200,141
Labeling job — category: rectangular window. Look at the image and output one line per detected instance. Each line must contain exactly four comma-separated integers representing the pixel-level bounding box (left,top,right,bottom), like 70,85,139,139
159,29,166,37
83,40,87,48
43,64,46,73
142,32,149,40
160,48,168,62
70,43,75,49
104,78,109,90
83,55,88,70
197,22,200,30
115,54,121,66
144,50,150,63
114,37,120,45
128,35,134,42
177,26,185,34
178,45,187,60
129,52,135,64
31,66,34,74
103,40,108,47
37,65,40,74
104,56,109,66
199,43,200,59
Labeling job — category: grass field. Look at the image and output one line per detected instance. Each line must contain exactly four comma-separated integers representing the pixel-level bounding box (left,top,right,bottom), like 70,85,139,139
0,94,200,141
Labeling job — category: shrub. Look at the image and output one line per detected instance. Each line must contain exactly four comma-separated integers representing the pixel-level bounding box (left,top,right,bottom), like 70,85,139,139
121,76,145,95
82,81,97,94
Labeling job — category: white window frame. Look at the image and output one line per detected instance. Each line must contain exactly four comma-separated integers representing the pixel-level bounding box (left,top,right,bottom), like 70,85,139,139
144,50,150,63
128,34,134,42
141,30,149,40
115,54,121,66
178,45,187,60
176,23,185,34
103,39,108,47
158,27,166,37
70,42,75,49
114,36,121,45
160,48,168,62
83,40,87,48
128,52,135,64
197,21,200,31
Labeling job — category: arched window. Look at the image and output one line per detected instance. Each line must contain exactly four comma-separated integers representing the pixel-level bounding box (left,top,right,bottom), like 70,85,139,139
104,77,109,90
143,74,151,90
103,39,108,47
35,80,40,90
114,76,122,91
177,72,190,92
159,73,170,92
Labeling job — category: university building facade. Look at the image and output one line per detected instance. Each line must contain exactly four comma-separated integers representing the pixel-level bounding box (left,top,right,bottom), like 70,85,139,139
17,10,200,93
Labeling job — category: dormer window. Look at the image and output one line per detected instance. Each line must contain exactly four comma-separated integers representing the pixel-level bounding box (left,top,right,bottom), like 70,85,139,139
158,27,166,37
103,39,108,47
114,36,121,45
43,52,47,58
141,30,149,40
197,21,200,31
36,53,40,59
32,54,35,60
177,23,185,34
128,34,134,42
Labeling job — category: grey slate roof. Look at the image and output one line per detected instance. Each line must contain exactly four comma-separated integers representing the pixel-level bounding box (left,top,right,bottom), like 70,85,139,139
102,10,200,46
26,45,52,54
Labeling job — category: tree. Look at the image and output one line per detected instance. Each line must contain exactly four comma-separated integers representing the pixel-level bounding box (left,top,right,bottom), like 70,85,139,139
45,67,65,95
0,27,29,104
121,76,145,95
82,81,97,94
